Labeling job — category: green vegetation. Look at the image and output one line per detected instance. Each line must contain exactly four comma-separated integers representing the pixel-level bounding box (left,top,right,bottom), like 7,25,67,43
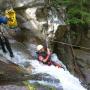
49,0,90,24
49,0,90,45
23,81,56,90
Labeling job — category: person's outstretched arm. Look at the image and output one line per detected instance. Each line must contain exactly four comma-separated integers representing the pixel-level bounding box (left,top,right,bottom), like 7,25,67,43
43,48,51,62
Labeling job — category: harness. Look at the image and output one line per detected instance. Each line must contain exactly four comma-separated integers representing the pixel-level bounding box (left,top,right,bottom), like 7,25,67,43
37,51,62,67
37,50,52,65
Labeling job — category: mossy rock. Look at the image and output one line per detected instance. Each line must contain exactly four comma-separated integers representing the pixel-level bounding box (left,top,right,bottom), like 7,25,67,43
36,7,48,21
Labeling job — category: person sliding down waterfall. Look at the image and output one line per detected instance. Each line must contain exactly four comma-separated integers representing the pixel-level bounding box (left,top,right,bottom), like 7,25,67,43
36,45,65,69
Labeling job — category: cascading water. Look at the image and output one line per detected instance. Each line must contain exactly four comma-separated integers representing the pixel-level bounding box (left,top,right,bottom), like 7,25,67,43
0,44,87,90
0,2,87,89
30,60,86,90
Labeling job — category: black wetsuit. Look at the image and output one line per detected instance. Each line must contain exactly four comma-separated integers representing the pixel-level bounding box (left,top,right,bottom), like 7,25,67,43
0,35,14,57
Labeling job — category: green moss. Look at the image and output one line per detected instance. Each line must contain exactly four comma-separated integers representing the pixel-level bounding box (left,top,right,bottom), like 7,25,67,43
23,81,56,90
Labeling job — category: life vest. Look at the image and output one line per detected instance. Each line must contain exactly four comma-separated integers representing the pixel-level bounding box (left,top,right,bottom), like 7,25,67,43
37,48,52,65
37,48,48,59
5,9,17,28
38,51,47,59
37,50,61,67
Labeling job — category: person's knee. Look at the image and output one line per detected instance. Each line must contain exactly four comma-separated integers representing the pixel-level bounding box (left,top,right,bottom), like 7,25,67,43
4,37,9,43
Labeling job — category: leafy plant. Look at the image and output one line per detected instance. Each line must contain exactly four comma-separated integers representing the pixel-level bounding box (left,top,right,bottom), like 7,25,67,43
49,0,90,24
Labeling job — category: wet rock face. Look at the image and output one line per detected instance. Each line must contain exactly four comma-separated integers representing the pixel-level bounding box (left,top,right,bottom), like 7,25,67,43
75,49,90,89
0,85,27,90
53,25,69,65
0,0,45,9
53,26,90,89
0,60,29,82
36,7,48,21
54,25,67,41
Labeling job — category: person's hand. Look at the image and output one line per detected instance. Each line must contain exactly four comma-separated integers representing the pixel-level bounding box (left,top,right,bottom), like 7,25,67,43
43,59,47,62
39,56,44,61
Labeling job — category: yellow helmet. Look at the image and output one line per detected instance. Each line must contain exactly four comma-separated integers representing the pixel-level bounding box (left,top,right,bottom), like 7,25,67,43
37,45,43,51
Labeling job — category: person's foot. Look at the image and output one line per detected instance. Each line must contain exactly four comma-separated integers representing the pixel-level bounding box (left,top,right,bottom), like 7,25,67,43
10,54,14,58
3,50,7,53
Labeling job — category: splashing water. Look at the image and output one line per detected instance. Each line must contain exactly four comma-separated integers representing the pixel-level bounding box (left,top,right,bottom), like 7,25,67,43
0,49,87,90
30,60,86,90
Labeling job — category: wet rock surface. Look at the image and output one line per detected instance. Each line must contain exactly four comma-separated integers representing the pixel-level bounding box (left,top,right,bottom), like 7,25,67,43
53,27,90,89
75,49,90,90
0,85,27,90
0,57,30,82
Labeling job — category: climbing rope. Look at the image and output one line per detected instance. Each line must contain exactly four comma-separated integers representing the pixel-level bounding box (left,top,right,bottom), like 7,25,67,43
50,40,90,50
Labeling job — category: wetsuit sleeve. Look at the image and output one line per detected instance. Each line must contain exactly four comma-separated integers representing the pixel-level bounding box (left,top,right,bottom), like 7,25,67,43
44,48,51,61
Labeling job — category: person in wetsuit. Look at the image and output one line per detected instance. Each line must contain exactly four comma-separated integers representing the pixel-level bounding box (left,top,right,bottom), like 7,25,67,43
36,45,62,68
0,18,14,58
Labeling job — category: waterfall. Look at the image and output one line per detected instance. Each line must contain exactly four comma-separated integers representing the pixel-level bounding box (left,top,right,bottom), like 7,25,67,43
0,2,87,90
0,44,87,90
30,60,86,90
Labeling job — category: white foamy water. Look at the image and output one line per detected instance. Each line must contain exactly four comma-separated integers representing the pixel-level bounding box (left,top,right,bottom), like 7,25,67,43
30,60,86,90
0,49,87,90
